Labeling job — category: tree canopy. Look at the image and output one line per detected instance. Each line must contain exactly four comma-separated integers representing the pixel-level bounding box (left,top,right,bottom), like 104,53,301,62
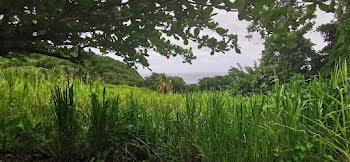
198,75,231,91
0,0,242,67
144,73,187,93
240,0,346,42
318,2,350,71
1,0,346,68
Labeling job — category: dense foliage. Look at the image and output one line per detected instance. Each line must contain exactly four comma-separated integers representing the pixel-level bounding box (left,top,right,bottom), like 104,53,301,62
144,73,189,93
1,0,350,161
0,52,144,86
198,1,350,95
318,2,350,71
0,0,241,67
0,61,350,161
198,75,231,91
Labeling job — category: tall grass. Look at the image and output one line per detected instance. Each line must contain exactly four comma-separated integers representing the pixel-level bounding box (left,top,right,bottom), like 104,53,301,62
89,89,109,154
0,61,349,161
52,83,79,155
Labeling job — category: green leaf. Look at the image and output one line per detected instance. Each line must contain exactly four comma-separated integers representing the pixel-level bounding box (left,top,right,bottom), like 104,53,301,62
100,48,107,54
235,47,241,54
32,19,38,24
184,39,189,45
207,38,217,47
228,34,238,40
216,27,227,35
208,22,218,29
326,154,335,161
202,35,209,41
287,32,297,40
232,0,245,9
205,6,213,15
171,21,181,32
293,154,299,161
307,3,317,12
260,9,274,20
272,33,280,40
275,27,288,35
194,28,200,37
284,40,297,49
318,2,333,13
306,142,313,150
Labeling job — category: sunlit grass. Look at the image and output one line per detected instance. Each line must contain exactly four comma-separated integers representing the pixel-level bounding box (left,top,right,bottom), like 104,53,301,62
0,61,349,161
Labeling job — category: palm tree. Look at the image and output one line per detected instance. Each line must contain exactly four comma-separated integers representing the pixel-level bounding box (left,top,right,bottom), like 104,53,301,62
155,74,173,94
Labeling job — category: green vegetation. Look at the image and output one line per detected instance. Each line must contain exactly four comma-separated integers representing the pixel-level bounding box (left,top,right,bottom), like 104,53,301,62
196,3,350,95
198,75,232,91
144,73,203,93
197,63,262,95
155,74,173,94
0,61,350,161
144,73,189,93
0,0,240,67
317,4,350,71
0,52,144,86
1,0,350,161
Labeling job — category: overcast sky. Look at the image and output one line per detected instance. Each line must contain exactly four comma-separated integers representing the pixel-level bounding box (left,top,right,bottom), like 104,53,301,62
106,9,335,76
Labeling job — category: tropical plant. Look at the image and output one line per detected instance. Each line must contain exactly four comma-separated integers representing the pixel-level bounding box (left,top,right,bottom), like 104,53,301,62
145,73,187,93
155,74,173,94
144,73,164,90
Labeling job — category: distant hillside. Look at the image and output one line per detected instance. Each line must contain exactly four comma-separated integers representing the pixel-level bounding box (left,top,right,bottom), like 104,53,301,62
0,52,144,86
